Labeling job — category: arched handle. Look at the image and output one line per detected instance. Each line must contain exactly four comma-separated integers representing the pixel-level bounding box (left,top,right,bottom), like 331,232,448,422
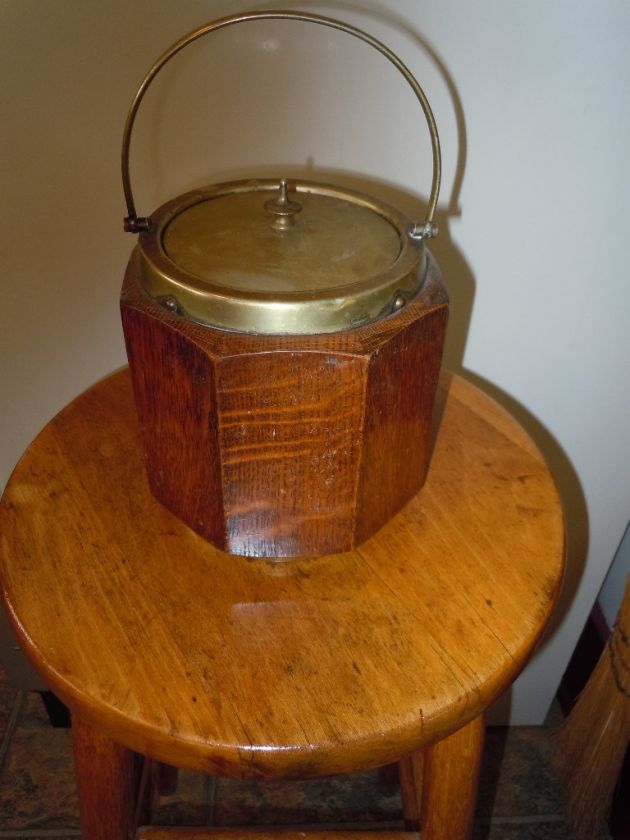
122,10,441,239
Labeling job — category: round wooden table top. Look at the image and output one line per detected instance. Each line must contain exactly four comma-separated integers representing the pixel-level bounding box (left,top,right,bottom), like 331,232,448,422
0,369,564,780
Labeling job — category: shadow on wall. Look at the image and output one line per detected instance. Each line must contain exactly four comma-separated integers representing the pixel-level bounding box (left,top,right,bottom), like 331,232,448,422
232,2,589,668
308,3,584,713
308,0,589,667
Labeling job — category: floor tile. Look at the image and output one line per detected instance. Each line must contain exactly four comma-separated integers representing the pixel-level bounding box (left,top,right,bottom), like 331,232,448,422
0,692,79,831
474,821,562,839
476,727,563,820
473,820,611,839
213,768,403,826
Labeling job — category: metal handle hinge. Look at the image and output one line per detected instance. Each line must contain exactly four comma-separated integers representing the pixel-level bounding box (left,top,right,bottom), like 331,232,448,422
409,220,438,241
124,216,152,234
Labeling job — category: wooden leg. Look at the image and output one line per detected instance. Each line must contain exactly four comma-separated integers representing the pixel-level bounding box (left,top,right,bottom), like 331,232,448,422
398,751,424,830
72,714,136,840
135,754,155,828
39,691,71,727
154,761,179,796
376,763,399,797
420,715,485,840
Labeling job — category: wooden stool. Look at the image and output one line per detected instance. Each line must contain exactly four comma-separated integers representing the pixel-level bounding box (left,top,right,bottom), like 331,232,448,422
0,369,564,840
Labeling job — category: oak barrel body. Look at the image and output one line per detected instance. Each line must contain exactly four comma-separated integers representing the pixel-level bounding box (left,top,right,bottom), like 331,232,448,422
121,249,448,557
117,11,450,559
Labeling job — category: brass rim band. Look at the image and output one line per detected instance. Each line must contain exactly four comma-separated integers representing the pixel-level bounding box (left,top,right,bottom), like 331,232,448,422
121,10,441,235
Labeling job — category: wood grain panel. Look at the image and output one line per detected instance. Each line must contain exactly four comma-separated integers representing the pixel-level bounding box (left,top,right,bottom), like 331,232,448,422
355,304,447,544
121,304,225,547
217,351,366,556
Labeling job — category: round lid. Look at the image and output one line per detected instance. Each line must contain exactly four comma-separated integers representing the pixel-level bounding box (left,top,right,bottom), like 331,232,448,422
137,179,426,335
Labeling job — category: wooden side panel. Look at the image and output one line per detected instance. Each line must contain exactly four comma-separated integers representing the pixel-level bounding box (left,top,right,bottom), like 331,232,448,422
355,304,448,544
217,351,367,557
120,303,225,548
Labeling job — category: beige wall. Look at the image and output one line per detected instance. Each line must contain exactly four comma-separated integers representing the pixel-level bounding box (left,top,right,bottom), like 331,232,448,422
2,1,630,723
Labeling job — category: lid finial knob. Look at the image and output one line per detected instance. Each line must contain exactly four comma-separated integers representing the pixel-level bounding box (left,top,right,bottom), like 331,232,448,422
264,179,302,230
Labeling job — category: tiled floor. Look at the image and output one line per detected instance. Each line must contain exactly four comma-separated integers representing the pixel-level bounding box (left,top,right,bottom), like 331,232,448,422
0,667,612,839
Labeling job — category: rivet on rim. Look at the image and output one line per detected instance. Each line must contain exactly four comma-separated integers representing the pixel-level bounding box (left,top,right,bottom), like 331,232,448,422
159,295,180,313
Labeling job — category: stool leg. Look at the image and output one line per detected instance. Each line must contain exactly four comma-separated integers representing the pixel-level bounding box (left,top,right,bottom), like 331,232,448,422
135,753,156,827
72,714,136,840
154,761,179,796
399,751,424,830
420,714,485,840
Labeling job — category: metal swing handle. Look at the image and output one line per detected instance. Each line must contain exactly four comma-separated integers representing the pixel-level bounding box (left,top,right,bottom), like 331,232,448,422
121,10,441,238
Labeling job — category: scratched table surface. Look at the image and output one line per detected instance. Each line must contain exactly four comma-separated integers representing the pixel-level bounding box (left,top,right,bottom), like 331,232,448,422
0,368,564,780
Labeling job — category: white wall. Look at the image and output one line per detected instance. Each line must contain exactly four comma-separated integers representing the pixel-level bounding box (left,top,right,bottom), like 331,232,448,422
599,521,630,627
2,1,630,723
